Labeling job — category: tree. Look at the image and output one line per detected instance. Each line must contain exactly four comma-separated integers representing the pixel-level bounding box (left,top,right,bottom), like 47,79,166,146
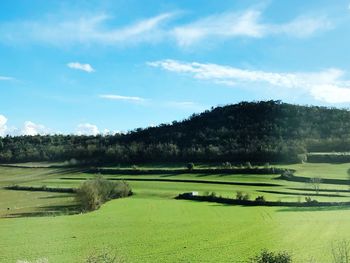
250,249,292,263
310,177,322,195
187,162,195,171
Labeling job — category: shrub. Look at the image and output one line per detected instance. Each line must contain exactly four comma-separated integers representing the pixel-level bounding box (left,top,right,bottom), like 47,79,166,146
305,196,318,204
255,196,266,202
236,191,243,200
187,162,195,171
281,170,294,179
236,191,250,201
264,163,270,169
243,193,250,201
222,161,232,168
76,176,132,211
245,162,252,169
250,249,292,263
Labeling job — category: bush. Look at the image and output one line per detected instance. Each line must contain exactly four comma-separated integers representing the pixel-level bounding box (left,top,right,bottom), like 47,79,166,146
76,176,132,211
243,193,250,201
250,249,292,263
236,191,243,200
222,161,232,168
255,196,266,202
187,162,195,171
245,162,252,169
236,191,250,201
264,162,270,169
305,196,318,204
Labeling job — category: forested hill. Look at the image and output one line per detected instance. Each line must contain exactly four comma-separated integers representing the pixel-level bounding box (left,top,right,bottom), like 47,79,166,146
1,100,350,164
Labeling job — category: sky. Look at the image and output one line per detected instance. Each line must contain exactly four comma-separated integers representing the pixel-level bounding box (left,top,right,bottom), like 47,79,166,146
1,0,350,136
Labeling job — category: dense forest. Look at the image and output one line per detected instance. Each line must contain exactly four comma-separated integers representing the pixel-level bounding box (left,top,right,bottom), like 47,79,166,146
1,100,350,164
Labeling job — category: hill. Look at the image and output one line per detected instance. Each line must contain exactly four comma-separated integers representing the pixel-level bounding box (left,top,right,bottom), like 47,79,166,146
1,100,350,164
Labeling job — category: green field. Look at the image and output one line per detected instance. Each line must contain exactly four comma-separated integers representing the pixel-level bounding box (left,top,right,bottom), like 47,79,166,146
1,163,350,262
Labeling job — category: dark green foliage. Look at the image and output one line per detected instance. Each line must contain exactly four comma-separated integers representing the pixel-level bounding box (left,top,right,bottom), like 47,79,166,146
236,191,250,201
236,191,244,200
5,185,75,193
176,192,350,207
76,177,132,211
250,249,292,263
255,196,266,202
243,193,250,201
305,197,318,204
187,162,195,170
2,101,350,164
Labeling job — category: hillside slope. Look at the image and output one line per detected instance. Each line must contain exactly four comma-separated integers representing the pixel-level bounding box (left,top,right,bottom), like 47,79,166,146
1,100,350,163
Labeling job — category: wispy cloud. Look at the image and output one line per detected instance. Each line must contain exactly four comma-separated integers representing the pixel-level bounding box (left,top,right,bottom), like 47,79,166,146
0,12,174,46
172,10,331,46
99,94,203,110
99,94,146,102
149,59,350,104
67,62,94,73
0,76,14,81
0,9,331,48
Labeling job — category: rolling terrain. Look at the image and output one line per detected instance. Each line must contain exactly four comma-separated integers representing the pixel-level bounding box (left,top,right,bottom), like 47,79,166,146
1,163,350,262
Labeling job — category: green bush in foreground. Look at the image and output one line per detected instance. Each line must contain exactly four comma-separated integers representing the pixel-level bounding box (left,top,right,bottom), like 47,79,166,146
250,249,292,263
76,176,132,211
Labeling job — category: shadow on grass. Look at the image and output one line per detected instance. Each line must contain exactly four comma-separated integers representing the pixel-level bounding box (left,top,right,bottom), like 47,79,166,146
4,203,80,218
46,167,89,176
277,206,350,212
39,194,75,199
258,190,347,198
159,174,180,178
288,187,350,193
61,177,282,187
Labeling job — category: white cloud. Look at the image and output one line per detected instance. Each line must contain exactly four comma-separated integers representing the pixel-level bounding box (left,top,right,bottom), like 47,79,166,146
0,9,330,48
21,121,48,136
0,115,8,136
0,13,174,46
0,116,49,137
67,62,94,73
149,59,350,104
0,76,14,81
172,10,331,46
99,94,145,102
76,123,99,136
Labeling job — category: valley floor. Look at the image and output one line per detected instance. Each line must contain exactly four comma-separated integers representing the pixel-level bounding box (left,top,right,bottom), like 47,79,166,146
1,163,350,262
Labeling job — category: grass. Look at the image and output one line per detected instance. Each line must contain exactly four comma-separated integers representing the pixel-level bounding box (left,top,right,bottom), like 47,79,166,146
1,163,350,262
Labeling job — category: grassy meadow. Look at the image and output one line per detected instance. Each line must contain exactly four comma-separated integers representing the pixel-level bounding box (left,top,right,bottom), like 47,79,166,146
1,163,350,262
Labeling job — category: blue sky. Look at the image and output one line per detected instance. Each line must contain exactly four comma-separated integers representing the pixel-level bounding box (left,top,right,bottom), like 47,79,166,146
1,0,350,136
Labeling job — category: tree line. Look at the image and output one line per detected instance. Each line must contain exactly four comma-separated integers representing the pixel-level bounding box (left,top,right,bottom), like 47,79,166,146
1,100,350,164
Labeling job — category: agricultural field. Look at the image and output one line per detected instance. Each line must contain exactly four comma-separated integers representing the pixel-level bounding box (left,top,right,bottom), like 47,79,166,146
1,163,350,262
